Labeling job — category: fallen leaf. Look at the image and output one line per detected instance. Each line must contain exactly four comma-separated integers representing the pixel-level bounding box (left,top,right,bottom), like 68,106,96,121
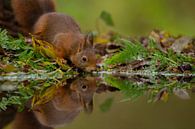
170,36,192,53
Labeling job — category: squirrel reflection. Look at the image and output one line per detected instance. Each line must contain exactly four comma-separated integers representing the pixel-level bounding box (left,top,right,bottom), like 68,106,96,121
0,76,118,129
31,76,97,128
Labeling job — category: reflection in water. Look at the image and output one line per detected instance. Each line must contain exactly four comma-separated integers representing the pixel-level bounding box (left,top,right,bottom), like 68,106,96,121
0,107,16,129
0,76,118,129
103,74,194,102
0,74,194,129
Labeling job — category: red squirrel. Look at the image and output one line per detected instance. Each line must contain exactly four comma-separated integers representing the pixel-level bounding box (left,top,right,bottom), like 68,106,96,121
11,0,97,72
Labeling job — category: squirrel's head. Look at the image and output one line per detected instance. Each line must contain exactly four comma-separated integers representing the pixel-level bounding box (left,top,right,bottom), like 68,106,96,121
70,76,97,113
70,33,97,72
54,32,97,71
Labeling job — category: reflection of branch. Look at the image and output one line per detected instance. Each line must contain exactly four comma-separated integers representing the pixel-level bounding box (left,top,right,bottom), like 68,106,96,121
0,107,16,129
96,83,119,93
94,70,195,78
0,70,66,82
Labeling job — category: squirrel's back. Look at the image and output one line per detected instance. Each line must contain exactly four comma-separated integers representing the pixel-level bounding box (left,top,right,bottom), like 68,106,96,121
33,12,81,43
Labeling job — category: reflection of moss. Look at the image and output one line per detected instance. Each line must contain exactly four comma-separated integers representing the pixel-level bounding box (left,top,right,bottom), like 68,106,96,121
104,75,146,101
104,74,192,102
0,84,34,111
99,97,114,112
0,77,69,111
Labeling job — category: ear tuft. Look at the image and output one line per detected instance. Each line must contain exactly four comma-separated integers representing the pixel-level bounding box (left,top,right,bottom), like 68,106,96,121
85,32,94,47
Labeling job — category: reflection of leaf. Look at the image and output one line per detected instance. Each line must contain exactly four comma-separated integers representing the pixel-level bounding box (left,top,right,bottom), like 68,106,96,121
100,97,114,112
173,88,190,100
153,88,168,102
161,91,169,102
31,80,65,107
2,64,17,72
104,75,146,101
100,11,114,26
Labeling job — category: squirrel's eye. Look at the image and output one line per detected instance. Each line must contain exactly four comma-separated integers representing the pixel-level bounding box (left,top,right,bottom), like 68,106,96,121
81,84,88,91
81,56,88,62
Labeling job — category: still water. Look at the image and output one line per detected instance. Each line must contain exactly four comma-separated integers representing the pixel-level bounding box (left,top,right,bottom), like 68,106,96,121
0,75,195,129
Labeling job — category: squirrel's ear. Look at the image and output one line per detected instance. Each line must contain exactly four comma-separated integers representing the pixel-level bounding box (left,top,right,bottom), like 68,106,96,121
84,99,93,114
85,32,94,47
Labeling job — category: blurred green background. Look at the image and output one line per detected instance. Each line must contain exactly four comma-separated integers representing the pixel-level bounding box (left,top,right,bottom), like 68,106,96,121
4,1,195,129
56,0,195,36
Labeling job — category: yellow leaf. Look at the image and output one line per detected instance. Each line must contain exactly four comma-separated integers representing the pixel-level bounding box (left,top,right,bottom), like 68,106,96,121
3,65,17,72
94,37,109,44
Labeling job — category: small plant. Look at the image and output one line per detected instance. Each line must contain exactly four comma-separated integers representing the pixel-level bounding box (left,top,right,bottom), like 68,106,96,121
104,39,147,66
103,37,195,74
0,29,72,75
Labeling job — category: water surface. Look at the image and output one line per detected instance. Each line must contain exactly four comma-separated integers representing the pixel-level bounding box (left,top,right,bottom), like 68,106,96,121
0,75,194,129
